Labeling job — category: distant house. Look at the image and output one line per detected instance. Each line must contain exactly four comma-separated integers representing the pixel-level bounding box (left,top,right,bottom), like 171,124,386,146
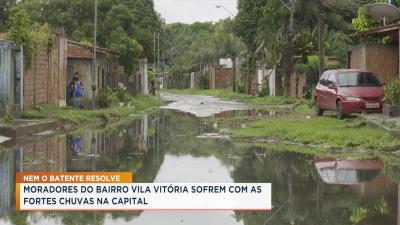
348,23,400,84
0,31,143,113
219,58,233,69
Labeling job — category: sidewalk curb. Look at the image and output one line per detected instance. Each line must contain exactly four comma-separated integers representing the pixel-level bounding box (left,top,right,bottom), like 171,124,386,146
356,114,400,138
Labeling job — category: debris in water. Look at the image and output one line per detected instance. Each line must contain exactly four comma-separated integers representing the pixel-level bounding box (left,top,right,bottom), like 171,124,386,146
0,135,11,144
35,130,54,136
197,133,230,140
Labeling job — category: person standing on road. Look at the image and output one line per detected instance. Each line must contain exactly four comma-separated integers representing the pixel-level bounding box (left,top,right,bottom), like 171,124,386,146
72,72,84,109
67,79,75,107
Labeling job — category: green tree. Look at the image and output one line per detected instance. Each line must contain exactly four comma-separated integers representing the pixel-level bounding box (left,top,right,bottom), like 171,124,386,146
235,0,268,53
6,3,49,67
0,0,14,32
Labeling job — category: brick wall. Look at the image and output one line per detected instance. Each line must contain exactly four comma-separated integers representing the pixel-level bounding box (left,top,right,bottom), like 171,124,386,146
24,45,50,108
67,42,92,59
214,68,233,89
22,135,66,172
23,33,68,109
349,44,366,70
367,44,398,84
23,36,126,109
209,66,215,89
350,43,398,84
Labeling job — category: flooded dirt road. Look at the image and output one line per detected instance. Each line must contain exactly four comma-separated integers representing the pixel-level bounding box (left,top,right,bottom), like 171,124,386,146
160,93,251,117
0,95,399,225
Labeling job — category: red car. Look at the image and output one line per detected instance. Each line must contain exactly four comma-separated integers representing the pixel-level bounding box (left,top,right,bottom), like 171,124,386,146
314,69,385,119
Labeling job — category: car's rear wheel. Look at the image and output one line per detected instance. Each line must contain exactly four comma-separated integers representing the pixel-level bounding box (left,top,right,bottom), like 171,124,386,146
314,101,324,116
336,101,346,120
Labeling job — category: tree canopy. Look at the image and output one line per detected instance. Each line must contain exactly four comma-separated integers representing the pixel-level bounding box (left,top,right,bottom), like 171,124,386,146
161,19,245,88
5,0,162,74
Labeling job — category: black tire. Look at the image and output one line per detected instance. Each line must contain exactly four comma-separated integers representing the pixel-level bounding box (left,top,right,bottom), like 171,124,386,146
336,101,346,120
314,101,324,116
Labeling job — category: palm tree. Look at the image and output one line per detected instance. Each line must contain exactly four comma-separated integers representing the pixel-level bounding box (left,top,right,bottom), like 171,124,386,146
257,0,363,96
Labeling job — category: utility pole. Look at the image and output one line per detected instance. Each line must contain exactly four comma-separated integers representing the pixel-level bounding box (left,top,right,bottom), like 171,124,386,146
92,0,97,110
216,5,237,92
246,54,250,94
157,33,160,71
180,65,183,89
200,54,203,71
279,0,296,98
318,3,325,77
153,33,156,69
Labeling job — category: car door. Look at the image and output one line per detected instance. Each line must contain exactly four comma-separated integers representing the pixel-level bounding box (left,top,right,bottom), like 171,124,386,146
317,72,329,108
325,72,338,110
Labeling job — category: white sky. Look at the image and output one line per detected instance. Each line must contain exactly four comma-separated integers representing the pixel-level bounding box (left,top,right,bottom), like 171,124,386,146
154,0,238,24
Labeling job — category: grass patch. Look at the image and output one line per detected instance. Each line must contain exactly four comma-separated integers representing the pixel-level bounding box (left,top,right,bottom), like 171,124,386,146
0,114,14,126
165,89,300,106
23,95,161,126
230,115,400,151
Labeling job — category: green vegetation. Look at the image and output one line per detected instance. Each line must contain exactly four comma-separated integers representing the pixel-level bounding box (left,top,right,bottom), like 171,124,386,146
4,0,162,73
6,3,49,67
162,20,245,89
23,95,161,126
99,83,130,108
98,86,118,108
0,114,14,126
384,78,400,105
230,115,400,151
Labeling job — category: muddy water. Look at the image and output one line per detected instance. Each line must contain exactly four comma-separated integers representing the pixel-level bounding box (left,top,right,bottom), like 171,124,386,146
0,110,399,225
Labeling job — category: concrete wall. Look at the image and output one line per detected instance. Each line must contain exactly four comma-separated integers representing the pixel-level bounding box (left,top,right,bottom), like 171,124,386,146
350,43,398,84
189,72,201,89
0,41,23,117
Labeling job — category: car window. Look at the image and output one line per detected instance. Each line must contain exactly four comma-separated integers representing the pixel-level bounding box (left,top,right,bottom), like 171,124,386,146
319,72,329,86
338,72,381,87
327,73,336,85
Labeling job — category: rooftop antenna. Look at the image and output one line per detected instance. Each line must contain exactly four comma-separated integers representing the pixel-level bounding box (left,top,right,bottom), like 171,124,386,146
368,0,400,26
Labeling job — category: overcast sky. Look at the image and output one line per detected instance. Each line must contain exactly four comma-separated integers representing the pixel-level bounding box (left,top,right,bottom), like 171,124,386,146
154,0,238,24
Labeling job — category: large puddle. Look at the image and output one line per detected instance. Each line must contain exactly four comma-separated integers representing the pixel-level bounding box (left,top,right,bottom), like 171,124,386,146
0,110,399,225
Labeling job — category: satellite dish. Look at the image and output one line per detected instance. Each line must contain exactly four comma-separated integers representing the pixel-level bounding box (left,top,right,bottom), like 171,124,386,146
368,2,400,26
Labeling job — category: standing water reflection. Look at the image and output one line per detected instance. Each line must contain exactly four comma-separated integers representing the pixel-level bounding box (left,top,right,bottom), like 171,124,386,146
0,110,399,225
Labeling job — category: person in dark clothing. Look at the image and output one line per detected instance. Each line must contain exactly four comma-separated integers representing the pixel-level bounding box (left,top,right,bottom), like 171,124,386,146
67,79,75,107
72,72,84,109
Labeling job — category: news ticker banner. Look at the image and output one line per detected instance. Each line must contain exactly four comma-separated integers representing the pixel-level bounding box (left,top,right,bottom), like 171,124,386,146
16,172,271,211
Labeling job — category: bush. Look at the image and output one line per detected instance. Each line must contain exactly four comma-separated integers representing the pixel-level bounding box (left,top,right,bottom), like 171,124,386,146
384,78,400,105
115,83,128,102
257,77,268,97
98,87,118,108
1,114,13,125
6,4,49,68
147,69,155,82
